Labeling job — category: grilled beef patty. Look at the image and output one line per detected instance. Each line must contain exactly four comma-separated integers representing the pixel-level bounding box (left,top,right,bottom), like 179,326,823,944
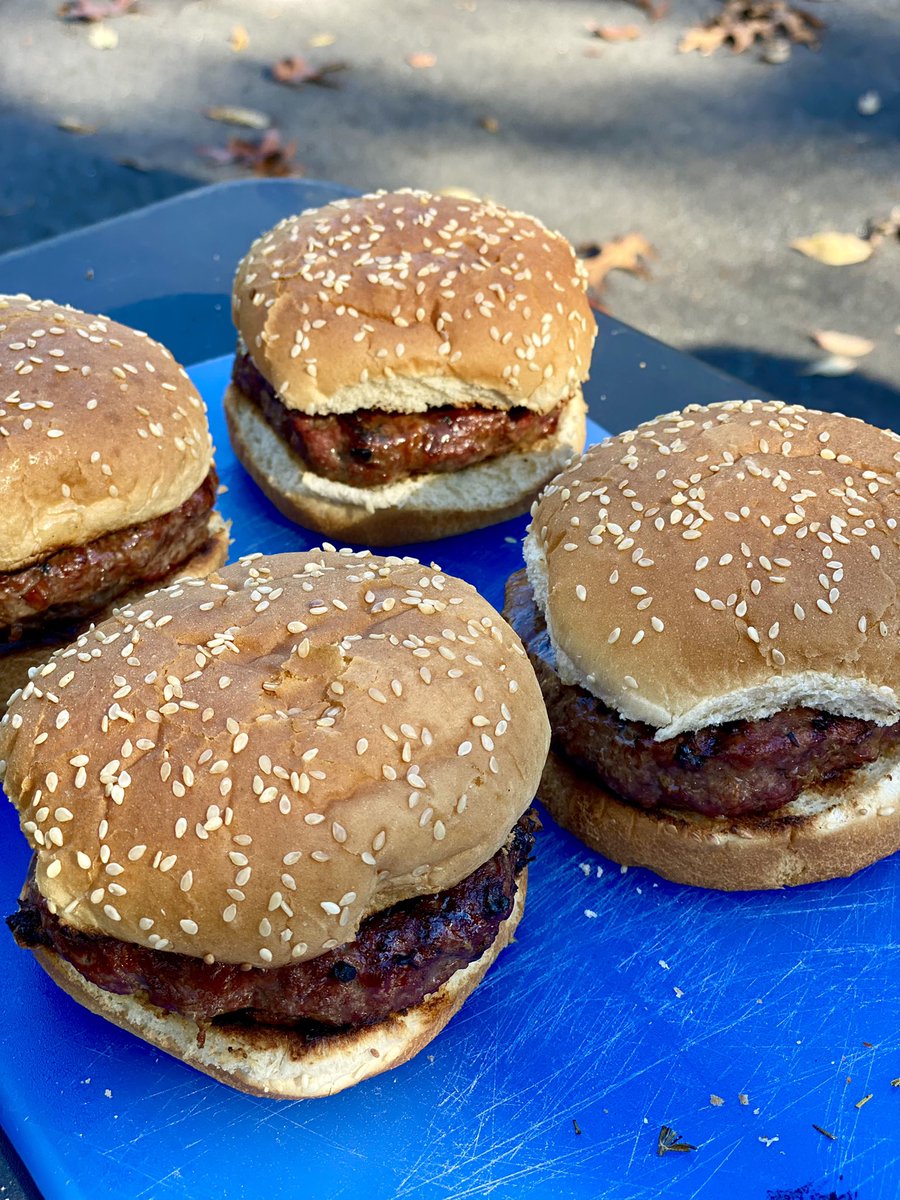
505,569,899,819
232,351,561,487
9,812,537,1034
0,471,218,646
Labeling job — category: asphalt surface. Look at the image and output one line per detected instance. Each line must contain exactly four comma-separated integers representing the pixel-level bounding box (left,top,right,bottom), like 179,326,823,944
0,4,896,1196
1,0,898,426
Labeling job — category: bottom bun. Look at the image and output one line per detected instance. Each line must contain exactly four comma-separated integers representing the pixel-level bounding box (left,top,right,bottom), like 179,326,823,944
224,383,586,545
32,869,527,1099
539,750,900,891
0,511,230,711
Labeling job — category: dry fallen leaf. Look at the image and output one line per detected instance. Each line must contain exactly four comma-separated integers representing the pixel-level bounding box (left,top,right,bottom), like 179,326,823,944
679,25,727,54
308,32,336,48
407,51,437,69
791,232,873,266
577,233,656,307
229,24,250,53
270,56,347,88
199,130,300,177
587,23,643,42
204,105,271,130
57,115,98,135
629,0,670,19
811,330,875,358
857,90,882,116
866,206,900,246
87,22,118,49
58,0,136,19
802,355,858,377
679,1,824,56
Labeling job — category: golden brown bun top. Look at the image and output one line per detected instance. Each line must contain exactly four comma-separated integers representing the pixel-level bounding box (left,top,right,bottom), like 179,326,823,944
525,400,900,738
0,550,549,967
232,188,596,416
0,295,213,572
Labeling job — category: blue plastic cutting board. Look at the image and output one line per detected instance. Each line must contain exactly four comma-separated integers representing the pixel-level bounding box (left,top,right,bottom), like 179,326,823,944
1,356,897,1200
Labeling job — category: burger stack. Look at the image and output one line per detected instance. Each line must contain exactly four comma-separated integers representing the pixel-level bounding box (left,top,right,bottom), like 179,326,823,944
0,294,229,705
509,399,900,890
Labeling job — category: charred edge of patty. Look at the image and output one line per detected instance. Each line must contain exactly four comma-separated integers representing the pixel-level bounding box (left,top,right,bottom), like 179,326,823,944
231,352,562,488
504,568,900,819
0,470,219,646
8,811,539,1040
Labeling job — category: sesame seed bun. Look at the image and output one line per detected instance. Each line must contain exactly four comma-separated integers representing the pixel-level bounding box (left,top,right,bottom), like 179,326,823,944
526,400,900,740
0,295,214,574
0,511,230,712
29,873,526,1099
539,749,900,891
232,189,596,418
0,550,548,969
224,382,586,545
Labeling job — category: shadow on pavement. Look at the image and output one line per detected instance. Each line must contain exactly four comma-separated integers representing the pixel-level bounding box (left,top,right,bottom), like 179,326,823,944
691,345,899,430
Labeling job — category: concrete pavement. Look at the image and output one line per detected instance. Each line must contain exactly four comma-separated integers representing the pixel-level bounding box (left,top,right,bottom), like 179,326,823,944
1,0,898,423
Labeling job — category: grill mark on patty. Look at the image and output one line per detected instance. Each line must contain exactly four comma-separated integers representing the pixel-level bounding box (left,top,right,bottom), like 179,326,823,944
8,812,538,1033
0,470,218,646
232,351,562,487
505,569,900,819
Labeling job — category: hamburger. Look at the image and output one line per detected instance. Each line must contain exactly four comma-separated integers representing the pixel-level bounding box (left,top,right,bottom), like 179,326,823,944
0,294,229,706
225,188,595,545
2,548,549,1097
506,399,900,890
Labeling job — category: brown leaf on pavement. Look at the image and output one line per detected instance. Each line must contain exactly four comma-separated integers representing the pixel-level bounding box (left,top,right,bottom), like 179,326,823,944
271,56,348,88
679,1,825,56
811,330,875,358
229,25,250,53
587,23,643,41
204,106,271,130
679,25,727,54
629,0,671,20
407,51,437,69
58,0,136,20
577,234,656,308
57,115,99,135
866,206,900,246
791,232,873,266
199,130,301,178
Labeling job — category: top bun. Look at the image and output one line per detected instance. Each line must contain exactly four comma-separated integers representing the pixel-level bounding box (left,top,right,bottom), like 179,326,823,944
0,550,549,967
525,400,900,739
0,295,213,573
232,189,596,417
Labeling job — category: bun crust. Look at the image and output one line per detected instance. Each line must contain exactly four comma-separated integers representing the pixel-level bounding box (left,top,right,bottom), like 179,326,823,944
526,400,900,739
0,295,214,573
0,550,548,967
225,382,586,545
31,873,525,1098
540,750,900,890
0,511,230,712
232,189,596,417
